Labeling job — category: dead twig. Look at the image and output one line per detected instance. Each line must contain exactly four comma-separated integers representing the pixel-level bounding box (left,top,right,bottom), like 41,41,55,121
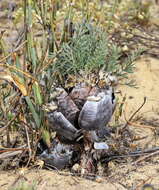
127,121,156,130
24,123,32,167
0,147,28,153
0,150,24,159
0,111,21,133
133,150,159,165
134,176,153,190
0,41,27,63
122,97,147,131
102,146,159,162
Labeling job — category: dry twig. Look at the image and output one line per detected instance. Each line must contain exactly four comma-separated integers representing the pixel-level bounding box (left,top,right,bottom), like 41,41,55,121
134,176,153,190
127,121,156,130
24,124,32,167
0,150,24,159
122,97,147,131
133,150,159,165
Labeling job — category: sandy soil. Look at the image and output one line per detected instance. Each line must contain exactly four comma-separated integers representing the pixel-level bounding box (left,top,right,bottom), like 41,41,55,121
118,56,159,121
0,169,127,190
0,56,159,190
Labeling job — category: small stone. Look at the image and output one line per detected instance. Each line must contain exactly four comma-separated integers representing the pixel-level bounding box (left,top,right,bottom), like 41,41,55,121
142,184,155,190
95,176,103,183
18,167,28,176
121,32,126,37
94,142,109,150
72,163,80,172
122,45,129,52
138,13,144,20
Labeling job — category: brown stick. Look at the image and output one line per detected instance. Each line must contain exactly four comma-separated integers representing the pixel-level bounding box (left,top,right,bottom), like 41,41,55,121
122,97,147,131
133,150,159,165
0,147,28,153
127,121,156,130
0,111,20,133
134,177,153,190
24,124,32,167
0,150,24,159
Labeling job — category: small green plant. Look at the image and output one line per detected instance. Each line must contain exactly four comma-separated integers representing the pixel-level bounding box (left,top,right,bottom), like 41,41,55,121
9,181,37,190
51,21,142,88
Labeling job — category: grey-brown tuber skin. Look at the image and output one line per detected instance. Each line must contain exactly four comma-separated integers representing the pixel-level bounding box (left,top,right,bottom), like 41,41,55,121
47,111,82,142
41,82,116,171
78,86,115,131
39,142,73,170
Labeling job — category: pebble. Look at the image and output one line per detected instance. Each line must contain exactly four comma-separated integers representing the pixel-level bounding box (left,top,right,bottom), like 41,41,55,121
72,163,80,172
95,176,104,183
